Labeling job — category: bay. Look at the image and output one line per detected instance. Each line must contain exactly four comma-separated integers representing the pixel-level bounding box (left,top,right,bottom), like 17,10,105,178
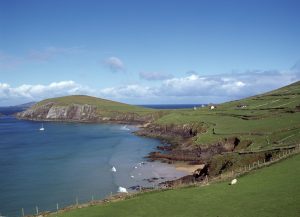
0,115,186,217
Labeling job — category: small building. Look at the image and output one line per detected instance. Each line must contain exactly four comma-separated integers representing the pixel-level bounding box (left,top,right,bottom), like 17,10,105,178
237,104,247,109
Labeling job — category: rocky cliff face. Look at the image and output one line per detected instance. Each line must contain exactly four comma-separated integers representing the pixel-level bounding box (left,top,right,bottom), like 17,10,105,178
16,102,154,123
16,103,98,121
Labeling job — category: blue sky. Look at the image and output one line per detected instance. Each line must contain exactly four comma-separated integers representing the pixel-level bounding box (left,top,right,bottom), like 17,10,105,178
0,0,300,106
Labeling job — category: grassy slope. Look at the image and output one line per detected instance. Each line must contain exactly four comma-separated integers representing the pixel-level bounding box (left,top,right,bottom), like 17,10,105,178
54,154,300,217
34,95,153,115
155,81,300,150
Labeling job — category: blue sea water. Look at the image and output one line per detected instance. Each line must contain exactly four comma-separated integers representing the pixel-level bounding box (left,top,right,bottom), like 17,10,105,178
0,114,186,217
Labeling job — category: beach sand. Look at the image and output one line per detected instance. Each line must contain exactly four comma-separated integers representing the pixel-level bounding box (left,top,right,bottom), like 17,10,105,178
174,163,205,174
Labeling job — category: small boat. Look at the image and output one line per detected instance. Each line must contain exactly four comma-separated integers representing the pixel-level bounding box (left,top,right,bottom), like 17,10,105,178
111,166,117,172
39,124,45,131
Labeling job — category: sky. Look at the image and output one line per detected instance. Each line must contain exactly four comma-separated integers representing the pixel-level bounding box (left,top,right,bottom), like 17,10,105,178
0,0,300,106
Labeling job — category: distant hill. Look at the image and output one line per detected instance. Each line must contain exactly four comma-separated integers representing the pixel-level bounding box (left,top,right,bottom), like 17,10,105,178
15,101,36,108
17,95,156,123
0,101,36,115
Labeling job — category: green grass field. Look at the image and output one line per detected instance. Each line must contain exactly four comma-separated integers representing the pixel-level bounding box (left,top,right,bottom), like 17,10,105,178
53,154,300,217
154,81,300,150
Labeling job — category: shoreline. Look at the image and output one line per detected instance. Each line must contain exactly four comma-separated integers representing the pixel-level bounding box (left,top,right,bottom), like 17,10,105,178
15,117,204,177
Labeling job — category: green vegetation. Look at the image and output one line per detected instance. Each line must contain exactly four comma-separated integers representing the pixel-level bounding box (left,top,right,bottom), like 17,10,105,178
34,95,154,116
155,81,300,151
53,154,300,217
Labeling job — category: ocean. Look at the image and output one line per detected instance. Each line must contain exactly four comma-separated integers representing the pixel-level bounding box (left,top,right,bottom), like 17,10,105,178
0,111,186,217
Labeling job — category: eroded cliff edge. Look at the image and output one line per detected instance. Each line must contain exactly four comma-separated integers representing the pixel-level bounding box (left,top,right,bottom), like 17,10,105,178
16,102,156,124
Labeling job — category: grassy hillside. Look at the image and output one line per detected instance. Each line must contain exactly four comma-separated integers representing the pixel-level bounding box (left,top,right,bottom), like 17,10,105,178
155,81,300,151
34,95,152,114
53,154,300,217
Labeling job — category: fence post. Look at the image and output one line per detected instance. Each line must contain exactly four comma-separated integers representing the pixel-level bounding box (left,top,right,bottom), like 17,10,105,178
22,208,25,217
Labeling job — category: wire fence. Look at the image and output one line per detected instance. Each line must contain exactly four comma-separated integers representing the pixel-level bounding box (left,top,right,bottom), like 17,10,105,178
2,144,300,217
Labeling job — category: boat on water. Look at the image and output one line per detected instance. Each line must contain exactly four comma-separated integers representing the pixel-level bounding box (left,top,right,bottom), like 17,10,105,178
39,123,45,131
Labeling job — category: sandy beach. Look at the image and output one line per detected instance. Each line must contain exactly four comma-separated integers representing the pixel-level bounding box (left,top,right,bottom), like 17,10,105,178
174,163,205,174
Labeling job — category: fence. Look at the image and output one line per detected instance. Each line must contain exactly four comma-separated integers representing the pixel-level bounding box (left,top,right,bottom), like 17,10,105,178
3,144,300,217
209,143,300,184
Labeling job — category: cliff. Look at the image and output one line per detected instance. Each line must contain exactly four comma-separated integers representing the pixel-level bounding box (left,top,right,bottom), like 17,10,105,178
16,95,156,124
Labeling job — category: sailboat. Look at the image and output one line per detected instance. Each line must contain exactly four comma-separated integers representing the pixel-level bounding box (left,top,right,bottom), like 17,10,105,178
39,123,45,131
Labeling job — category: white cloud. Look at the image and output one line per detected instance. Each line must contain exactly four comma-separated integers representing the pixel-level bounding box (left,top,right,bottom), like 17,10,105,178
99,85,155,98
104,57,125,72
159,70,298,99
139,71,173,81
0,81,93,106
98,68,299,103
0,64,299,106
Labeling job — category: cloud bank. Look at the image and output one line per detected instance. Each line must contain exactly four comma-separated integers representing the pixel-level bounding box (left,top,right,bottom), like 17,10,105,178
99,68,299,103
0,81,92,106
1,66,299,106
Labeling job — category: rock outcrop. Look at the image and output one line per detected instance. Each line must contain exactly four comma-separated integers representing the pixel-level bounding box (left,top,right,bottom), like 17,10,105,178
136,123,206,139
160,164,210,187
16,102,154,123
17,103,98,121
